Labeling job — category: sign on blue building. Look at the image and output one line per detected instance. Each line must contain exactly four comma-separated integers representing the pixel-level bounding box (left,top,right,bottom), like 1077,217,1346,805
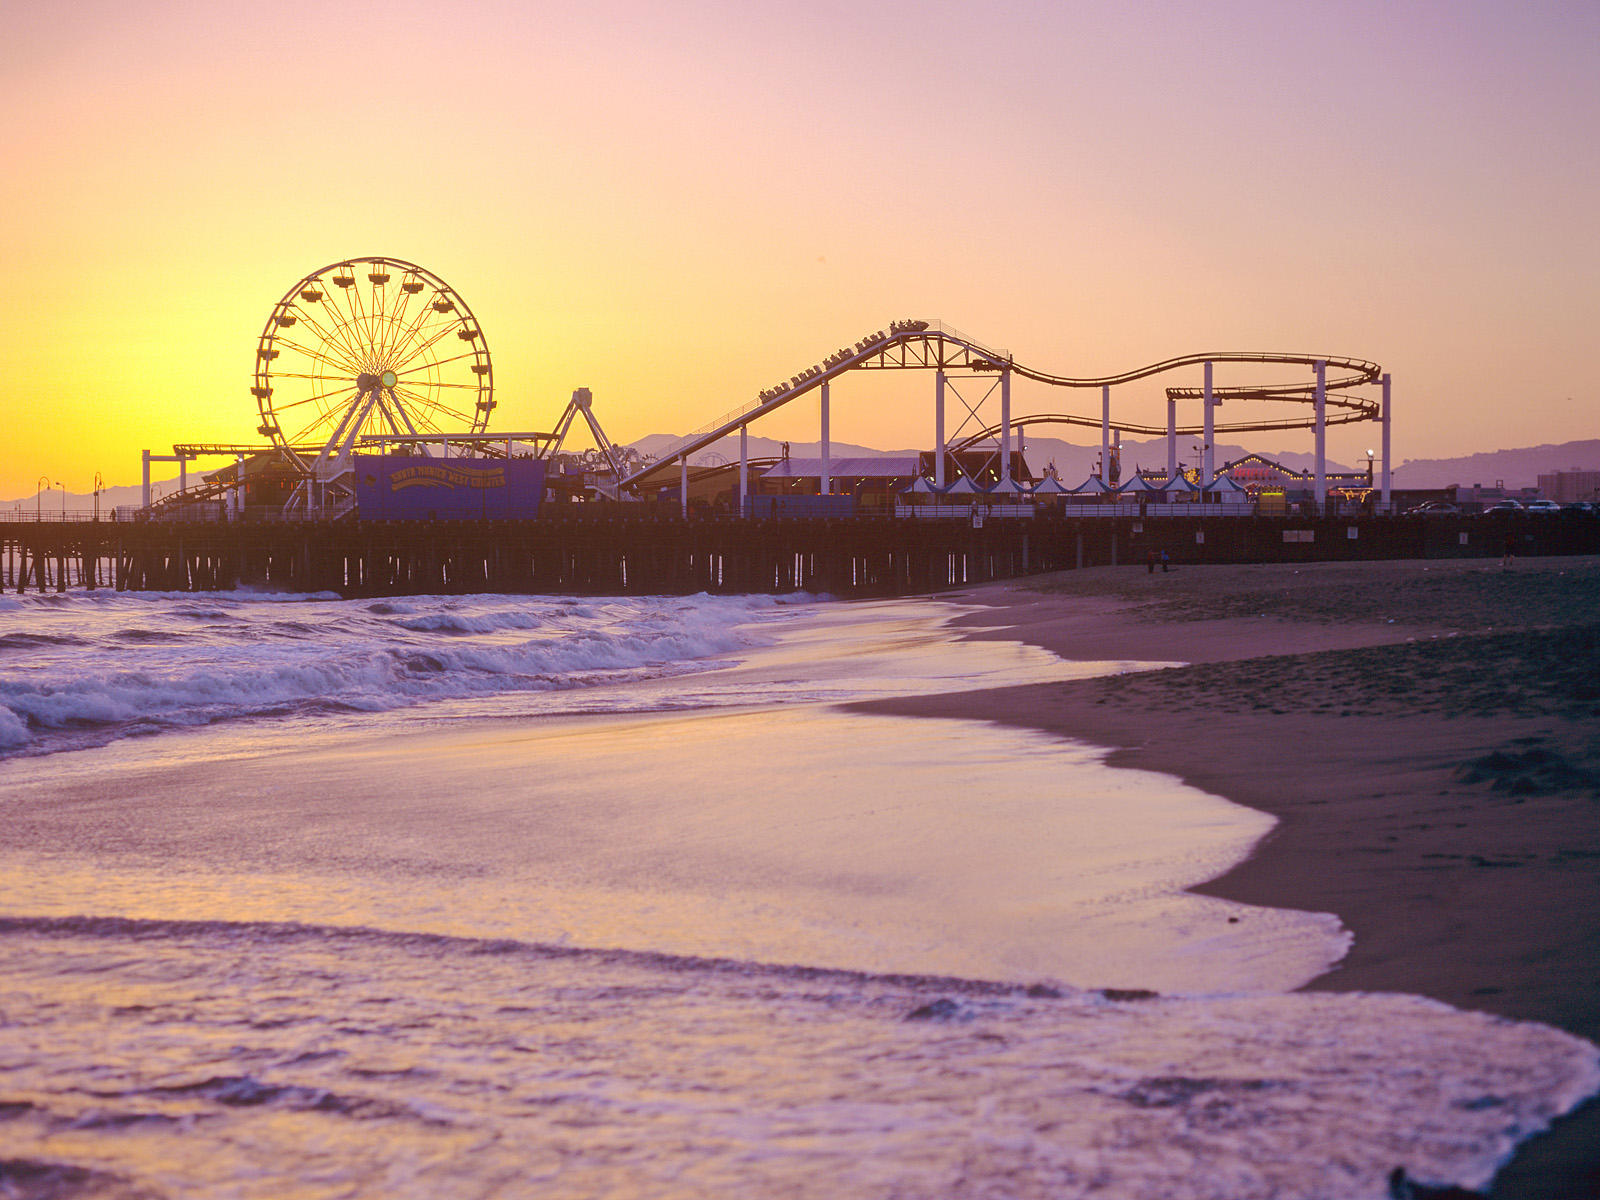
353,455,546,520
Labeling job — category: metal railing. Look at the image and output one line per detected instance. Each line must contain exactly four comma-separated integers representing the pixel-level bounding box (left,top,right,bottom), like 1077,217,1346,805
1,507,125,523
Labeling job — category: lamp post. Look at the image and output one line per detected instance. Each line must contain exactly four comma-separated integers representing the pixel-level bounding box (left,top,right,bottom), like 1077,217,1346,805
57,481,65,521
36,476,49,522
93,472,103,522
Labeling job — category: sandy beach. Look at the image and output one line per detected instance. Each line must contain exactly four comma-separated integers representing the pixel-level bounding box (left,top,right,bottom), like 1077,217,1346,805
2,566,1597,1197
858,556,1600,1199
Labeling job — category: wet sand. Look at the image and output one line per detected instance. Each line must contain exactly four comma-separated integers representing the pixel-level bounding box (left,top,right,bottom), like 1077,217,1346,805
856,557,1600,1199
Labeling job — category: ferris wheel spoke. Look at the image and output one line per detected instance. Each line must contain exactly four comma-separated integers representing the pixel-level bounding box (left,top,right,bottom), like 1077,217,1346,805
386,318,457,370
268,371,354,383
394,385,469,429
377,288,419,364
363,277,395,359
386,388,435,436
271,333,361,375
390,321,461,371
385,299,441,371
367,281,392,353
394,350,482,376
365,394,402,438
293,306,368,372
385,300,444,366
325,278,373,360
405,392,478,427
268,332,343,364
336,276,382,369
346,275,372,352
286,295,361,360
287,404,350,447
379,400,412,439
268,392,356,419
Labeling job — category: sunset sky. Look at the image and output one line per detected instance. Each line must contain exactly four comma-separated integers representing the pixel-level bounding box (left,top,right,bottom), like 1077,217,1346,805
3,0,1595,498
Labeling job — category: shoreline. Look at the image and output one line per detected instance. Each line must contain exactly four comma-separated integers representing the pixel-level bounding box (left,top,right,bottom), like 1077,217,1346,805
855,557,1600,1199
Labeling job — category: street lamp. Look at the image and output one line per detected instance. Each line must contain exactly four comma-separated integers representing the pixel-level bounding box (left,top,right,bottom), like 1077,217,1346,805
93,472,103,522
36,475,49,522
1366,449,1375,487
57,481,65,521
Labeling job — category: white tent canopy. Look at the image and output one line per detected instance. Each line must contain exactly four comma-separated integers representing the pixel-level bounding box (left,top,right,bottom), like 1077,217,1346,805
1116,475,1165,495
942,476,988,495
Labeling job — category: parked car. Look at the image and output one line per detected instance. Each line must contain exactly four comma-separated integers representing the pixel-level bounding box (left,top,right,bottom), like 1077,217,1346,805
1405,501,1460,516
1480,499,1523,514
1563,501,1598,514
1523,499,1563,514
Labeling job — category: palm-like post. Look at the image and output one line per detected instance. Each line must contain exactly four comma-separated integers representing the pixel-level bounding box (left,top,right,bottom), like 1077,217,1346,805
36,475,49,522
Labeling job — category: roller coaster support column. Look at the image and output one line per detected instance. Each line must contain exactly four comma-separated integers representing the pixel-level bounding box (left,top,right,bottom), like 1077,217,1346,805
142,449,194,510
739,425,749,518
1166,398,1177,479
1380,373,1392,512
1100,386,1110,482
1000,369,1013,490
1313,360,1328,512
820,381,832,495
680,456,689,519
935,371,947,488
1202,362,1215,488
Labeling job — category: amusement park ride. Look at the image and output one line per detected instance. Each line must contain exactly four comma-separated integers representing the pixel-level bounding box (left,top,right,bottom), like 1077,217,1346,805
141,257,1392,519
145,256,630,519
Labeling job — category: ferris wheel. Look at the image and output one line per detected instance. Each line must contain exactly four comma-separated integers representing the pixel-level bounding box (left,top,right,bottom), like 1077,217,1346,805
252,256,494,471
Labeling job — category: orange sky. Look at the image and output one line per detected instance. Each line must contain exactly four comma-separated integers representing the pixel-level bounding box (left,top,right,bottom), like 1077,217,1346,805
3,0,1596,497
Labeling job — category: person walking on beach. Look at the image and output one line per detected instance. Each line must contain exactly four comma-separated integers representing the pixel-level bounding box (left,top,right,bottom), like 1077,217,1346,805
1502,532,1516,568
1146,549,1156,574
1160,550,1170,573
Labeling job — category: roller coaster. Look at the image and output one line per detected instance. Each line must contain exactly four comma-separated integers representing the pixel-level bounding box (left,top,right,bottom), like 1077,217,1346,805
136,259,1388,520
620,320,1384,493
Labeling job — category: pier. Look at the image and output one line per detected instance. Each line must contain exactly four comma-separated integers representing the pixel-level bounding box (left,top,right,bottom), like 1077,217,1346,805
4,513,1596,598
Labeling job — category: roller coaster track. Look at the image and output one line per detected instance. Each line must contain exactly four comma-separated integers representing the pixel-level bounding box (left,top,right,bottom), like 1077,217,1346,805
619,320,1381,492
948,403,1375,453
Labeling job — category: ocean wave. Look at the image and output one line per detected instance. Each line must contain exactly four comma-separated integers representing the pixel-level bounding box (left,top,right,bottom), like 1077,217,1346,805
393,610,548,635
0,913,1078,997
0,632,90,649
0,592,794,755
108,627,189,644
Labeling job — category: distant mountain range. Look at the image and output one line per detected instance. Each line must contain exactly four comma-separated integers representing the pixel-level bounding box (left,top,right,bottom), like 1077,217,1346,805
1385,441,1600,490
9,437,1596,509
2,481,154,516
